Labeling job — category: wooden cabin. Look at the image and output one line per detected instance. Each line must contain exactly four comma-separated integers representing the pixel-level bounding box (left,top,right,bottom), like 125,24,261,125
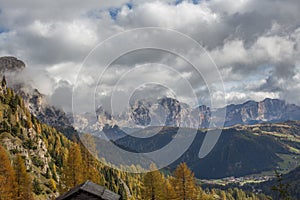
56,180,120,200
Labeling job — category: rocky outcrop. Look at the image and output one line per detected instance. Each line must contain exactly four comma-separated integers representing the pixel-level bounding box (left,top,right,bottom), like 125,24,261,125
0,56,25,73
2,128,51,174
13,85,73,133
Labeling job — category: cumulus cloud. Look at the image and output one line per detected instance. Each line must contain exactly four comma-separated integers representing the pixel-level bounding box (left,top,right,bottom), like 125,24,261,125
0,0,300,112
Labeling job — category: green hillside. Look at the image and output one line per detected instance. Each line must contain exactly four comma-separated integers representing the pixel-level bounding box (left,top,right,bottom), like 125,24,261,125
115,126,295,178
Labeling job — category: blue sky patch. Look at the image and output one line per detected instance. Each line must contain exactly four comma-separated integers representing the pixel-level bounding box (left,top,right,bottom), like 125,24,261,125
109,7,120,20
86,2,132,20
126,2,133,10
174,0,184,5
192,0,201,4
0,27,9,34
173,0,201,5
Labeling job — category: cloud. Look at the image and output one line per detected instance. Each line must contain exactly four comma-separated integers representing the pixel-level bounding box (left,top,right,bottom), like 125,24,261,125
50,80,73,112
0,0,300,111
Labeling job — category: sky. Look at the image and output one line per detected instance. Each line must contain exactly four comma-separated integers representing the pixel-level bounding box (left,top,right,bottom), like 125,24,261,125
1,0,300,112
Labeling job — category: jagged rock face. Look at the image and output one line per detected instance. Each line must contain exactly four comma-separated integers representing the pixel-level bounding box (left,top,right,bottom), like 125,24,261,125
158,98,181,126
197,105,211,128
131,100,151,126
0,56,25,73
258,98,286,120
222,98,300,126
13,84,72,130
88,98,210,131
224,101,260,126
129,98,183,127
92,98,300,131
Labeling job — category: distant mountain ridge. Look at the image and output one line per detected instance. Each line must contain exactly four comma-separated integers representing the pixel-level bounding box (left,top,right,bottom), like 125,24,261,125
222,98,300,126
95,98,211,129
91,97,300,131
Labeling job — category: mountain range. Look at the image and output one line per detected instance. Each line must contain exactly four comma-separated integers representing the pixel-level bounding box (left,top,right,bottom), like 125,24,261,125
86,97,300,133
2,56,300,135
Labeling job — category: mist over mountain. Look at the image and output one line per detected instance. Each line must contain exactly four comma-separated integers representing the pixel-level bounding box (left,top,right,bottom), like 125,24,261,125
0,56,75,138
2,56,300,138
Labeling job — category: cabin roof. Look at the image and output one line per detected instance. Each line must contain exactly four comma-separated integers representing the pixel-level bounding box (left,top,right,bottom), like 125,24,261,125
56,180,120,200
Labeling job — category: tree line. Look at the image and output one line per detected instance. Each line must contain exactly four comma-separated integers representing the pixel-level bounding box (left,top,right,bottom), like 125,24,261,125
141,162,270,200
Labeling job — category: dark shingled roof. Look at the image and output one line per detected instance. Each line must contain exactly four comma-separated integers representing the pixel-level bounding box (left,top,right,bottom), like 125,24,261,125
56,180,120,200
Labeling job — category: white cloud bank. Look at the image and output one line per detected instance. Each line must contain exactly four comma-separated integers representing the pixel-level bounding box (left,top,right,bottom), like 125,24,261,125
0,0,300,111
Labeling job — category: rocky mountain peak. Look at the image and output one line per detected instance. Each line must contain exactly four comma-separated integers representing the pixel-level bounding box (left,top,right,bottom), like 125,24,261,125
0,56,25,73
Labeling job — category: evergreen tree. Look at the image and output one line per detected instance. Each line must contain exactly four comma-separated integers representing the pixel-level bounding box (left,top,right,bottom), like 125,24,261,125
197,186,212,200
32,178,43,195
14,154,33,200
0,145,15,200
172,162,198,200
9,95,18,113
272,170,291,200
220,191,227,200
80,133,100,183
142,163,165,200
48,178,57,192
4,88,12,105
163,178,177,200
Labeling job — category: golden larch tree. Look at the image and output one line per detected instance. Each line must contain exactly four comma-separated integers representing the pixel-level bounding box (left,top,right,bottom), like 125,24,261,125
0,145,15,200
63,143,84,189
172,162,198,200
80,133,100,184
142,163,165,200
14,154,33,200
163,177,177,200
